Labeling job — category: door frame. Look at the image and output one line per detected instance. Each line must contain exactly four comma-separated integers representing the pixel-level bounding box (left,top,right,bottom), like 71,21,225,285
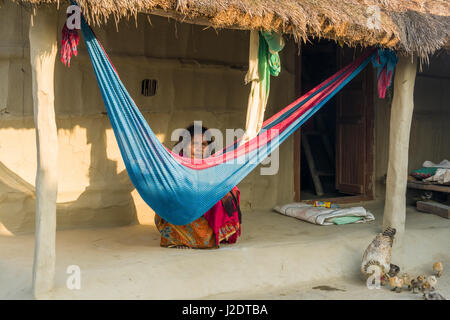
293,46,375,203
293,45,302,202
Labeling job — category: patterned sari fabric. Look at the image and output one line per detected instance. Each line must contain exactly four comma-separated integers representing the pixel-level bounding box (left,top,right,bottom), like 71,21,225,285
155,187,241,249
155,215,217,249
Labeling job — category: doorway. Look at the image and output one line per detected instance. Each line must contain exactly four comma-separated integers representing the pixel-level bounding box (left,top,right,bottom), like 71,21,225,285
293,40,374,202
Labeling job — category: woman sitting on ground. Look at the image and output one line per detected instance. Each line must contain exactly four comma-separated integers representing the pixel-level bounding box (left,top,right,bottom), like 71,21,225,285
154,124,242,249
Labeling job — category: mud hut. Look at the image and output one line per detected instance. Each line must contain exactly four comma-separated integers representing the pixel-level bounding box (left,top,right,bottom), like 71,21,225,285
0,0,449,298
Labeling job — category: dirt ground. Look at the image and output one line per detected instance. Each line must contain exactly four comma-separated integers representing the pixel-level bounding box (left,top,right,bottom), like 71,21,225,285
207,259,450,300
1,201,449,300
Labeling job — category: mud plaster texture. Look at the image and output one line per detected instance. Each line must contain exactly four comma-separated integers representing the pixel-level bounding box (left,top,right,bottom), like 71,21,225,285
0,3,296,234
1,2,449,235
0,202,449,299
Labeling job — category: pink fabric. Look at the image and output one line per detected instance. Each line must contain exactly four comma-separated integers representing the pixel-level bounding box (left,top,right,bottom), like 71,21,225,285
377,67,392,99
61,24,80,67
204,187,241,246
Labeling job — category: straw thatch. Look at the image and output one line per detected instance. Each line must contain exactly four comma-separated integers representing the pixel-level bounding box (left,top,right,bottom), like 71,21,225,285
12,0,450,58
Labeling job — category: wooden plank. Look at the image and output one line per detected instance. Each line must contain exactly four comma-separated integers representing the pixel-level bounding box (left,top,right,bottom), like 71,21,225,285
335,46,367,196
317,170,335,176
294,45,302,202
315,115,335,162
417,73,450,81
302,194,370,205
302,134,324,196
417,201,450,219
407,181,450,193
364,63,375,201
294,130,301,201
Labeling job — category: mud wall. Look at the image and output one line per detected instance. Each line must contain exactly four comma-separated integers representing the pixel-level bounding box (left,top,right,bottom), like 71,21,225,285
374,53,450,198
0,3,296,234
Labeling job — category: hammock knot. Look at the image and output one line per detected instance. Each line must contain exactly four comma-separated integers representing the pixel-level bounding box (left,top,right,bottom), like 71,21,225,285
372,49,398,98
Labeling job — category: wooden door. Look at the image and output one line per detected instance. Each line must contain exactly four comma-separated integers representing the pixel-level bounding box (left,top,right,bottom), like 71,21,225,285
336,47,374,196
294,45,302,201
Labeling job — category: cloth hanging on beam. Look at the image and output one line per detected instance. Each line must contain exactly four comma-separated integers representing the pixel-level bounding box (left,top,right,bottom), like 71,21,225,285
371,49,398,98
67,14,396,225
243,31,285,141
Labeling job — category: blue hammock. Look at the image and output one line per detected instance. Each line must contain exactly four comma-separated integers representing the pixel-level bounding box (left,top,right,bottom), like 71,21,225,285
79,18,396,225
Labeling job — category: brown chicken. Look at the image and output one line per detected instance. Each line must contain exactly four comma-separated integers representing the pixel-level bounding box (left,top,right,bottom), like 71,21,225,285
389,276,404,293
411,275,425,294
433,262,443,278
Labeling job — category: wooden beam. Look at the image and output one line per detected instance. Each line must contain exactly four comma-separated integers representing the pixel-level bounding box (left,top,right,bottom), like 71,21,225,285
148,9,248,31
383,55,417,241
416,73,450,81
301,194,371,205
29,8,58,298
416,201,450,219
407,181,450,193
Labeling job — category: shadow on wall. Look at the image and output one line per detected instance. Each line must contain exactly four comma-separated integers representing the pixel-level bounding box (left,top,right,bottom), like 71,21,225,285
0,6,297,235
56,121,139,231
0,122,139,235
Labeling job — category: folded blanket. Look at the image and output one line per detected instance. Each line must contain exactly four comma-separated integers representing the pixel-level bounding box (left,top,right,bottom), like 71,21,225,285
273,203,375,226
411,167,438,180
424,168,450,185
423,159,450,169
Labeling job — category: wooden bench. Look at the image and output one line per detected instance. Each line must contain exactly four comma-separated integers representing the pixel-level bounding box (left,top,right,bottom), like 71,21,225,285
416,201,450,219
408,180,450,219
407,180,450,193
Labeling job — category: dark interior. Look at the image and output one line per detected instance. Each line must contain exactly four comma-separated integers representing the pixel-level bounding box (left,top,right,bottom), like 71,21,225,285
300,40,353,200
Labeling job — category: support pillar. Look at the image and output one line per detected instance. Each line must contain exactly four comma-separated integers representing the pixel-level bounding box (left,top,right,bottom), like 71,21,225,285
383,55,417,242
29,8,58,298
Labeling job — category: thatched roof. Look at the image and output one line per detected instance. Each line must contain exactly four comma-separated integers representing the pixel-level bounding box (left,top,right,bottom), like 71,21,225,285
14,0,450,58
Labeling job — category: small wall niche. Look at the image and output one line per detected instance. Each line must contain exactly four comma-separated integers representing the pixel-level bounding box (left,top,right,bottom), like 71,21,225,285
141,79,157,97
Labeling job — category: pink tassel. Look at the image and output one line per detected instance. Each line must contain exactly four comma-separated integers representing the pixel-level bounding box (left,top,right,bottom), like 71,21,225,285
377,67,393,99
61,24,79,67
372,49,398,99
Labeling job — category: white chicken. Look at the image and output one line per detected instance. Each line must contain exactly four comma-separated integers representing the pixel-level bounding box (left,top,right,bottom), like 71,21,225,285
425,275,438,291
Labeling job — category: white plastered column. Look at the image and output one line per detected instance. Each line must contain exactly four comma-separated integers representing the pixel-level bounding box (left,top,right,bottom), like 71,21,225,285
29,8,58,298
383,55,417,243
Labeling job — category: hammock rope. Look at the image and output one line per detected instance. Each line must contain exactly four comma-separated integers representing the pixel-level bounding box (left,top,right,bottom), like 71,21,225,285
69,16,397,225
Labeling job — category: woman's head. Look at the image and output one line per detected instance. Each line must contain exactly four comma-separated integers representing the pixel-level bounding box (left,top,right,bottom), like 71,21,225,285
177,124,213,159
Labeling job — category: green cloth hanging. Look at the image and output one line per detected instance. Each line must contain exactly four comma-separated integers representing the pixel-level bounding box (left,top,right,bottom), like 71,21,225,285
258,31,284,94
243,30,285,141
261,31,284,76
